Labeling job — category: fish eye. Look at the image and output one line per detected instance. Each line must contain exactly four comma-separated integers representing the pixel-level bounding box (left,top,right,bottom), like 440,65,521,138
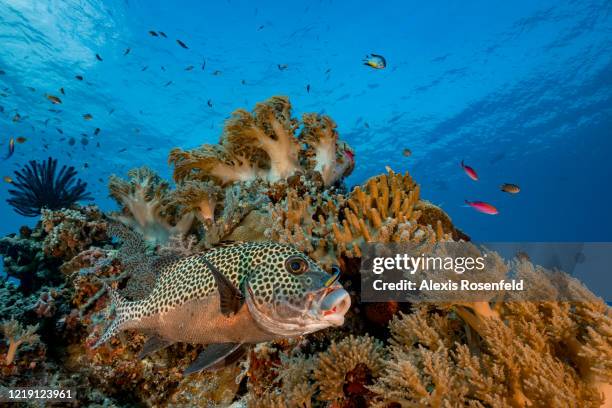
285,256,308,275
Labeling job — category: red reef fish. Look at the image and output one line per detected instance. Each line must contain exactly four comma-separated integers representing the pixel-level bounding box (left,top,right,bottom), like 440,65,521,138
461,160,478,181
465,200,498,215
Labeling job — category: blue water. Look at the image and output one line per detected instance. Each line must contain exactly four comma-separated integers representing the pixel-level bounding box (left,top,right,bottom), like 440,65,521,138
0,0,611,242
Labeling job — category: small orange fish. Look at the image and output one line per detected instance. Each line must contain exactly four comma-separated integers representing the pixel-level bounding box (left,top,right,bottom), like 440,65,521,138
83,113,93,120
500,183,520,194
3,175,13,183
15,137,26,144
47,94,62,104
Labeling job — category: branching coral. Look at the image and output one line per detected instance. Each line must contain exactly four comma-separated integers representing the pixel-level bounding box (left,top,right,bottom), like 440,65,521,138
108,167,193,244
313,335,384,403
6,157,92,217
1,318,40,365
169,96,354,186
370,259,612,407
265,169,458,269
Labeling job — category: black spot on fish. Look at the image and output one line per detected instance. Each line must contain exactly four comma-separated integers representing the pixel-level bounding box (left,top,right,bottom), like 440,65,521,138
306,84,310,93
60,88,65,95
148,30,158,37
118,148,127,152
124,48,131,55
75,75,84,81
158,31,167,38
201,60,206,70
161,66,166,71
68,137,76,146
207,99,213,107
94,128,100,135
141,65,148,71
96,54,103,61
176,39,188,49
164,80,172,87
56,128,63,134
185,65,194,71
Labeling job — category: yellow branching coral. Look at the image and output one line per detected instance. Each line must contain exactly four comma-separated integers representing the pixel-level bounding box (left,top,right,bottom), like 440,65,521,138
313,335,384,403
370,258,612,407
108,167,193,244
299,113,355,186
1,318,40,365
169,96,354,186
331,169,454,258
169,180,222,224
265,188,342,269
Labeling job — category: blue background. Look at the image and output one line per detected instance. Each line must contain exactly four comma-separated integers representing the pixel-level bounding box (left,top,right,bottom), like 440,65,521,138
0,0,611,242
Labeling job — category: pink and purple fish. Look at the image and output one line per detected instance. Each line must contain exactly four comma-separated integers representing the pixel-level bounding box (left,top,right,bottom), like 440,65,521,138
461,160,479,181
465,200,498,215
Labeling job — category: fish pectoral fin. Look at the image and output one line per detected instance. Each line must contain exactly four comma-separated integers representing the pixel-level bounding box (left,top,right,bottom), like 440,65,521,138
184,343,244,375
201,257,244,316
138,336,175,360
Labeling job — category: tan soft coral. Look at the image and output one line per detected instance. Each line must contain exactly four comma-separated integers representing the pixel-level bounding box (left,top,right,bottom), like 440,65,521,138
223,96,302,182
108,167,193,244
300,113,355,187
169,96,354,187
169,180,222,224
1,318,40,365
169,144,263,185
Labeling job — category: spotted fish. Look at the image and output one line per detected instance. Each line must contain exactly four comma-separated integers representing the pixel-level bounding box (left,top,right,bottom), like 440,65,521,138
94,241,350,375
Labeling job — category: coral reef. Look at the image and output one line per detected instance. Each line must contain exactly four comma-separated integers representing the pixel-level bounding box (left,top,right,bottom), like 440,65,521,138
6,157,92,217
0,96,609,407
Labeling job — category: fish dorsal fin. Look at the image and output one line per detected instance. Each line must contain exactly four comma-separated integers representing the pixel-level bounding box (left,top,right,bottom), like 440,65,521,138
215,240,244,248
138,335,174,360
200,257,244,316
184,343,244,375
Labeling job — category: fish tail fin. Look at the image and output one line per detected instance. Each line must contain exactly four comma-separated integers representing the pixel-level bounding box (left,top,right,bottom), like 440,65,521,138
92,284,135,348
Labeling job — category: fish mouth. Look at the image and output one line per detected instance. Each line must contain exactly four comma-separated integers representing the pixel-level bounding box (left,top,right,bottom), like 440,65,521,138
313,285,351,327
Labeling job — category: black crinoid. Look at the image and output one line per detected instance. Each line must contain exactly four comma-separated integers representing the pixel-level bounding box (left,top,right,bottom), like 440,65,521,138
6,157,93,216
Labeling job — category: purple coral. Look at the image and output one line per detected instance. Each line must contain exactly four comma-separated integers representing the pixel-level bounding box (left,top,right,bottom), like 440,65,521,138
7,157,92,217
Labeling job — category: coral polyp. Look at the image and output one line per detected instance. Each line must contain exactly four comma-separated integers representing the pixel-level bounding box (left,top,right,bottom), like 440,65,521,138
6,157,92,217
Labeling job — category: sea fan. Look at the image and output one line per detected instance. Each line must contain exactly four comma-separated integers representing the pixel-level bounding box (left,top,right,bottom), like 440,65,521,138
6,157,92,217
